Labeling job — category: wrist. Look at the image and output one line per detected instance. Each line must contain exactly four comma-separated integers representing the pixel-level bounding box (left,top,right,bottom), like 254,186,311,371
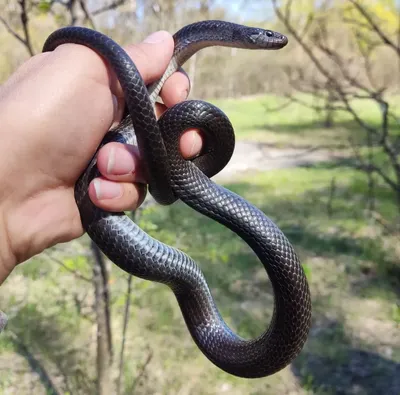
0,208,17,285
1,190,83,281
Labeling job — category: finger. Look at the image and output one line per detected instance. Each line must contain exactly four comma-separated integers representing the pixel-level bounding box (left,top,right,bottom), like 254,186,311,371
27,31,175,143
88,178,147,212
155,102,168,118
159,70,190,107
110,31,175,98
107,31,175,124
46,30,176,127
97,142,146,183
180,129,203,159
98,126,203,186
157,103,204,158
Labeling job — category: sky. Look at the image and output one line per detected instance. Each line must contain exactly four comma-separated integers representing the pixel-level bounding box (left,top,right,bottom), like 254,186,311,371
214,0,275,22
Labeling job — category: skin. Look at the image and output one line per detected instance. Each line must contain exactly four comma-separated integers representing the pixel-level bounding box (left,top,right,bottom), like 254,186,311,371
0,30,203,285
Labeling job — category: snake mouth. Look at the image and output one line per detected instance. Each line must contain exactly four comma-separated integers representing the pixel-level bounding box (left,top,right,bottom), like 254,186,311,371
275,34,288,48
267,33,288,49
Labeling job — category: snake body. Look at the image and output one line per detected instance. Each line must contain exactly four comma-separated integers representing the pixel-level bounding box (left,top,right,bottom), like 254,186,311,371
43,21,312,378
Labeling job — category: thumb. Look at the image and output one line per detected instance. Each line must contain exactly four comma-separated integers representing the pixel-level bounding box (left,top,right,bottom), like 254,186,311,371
109,31,174,98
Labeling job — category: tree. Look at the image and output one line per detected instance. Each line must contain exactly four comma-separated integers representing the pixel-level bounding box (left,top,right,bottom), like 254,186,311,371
272,0,400,228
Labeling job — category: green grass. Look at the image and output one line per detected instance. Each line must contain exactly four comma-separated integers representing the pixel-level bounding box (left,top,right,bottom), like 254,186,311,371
1,95,399,395
211,94,400,147
136,165,398,394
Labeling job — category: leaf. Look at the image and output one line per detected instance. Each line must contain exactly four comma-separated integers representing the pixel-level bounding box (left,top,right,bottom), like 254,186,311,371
302,263,312,280
37,0,51,13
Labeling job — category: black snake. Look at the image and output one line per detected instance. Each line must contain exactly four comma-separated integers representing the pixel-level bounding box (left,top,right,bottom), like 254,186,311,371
43,20,312,378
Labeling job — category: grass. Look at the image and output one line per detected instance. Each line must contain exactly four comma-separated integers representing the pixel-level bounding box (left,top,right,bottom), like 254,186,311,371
211,94,400,147
0,95,399,394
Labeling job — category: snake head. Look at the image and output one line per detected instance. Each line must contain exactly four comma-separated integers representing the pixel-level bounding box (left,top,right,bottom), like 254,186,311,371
246,28,288,49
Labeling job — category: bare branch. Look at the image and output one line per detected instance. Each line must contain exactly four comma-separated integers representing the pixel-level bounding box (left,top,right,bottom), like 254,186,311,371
263,97,295,113
0,16,26,46
128,348,154,395
92,241,114,394
348,133,398,193
359,163,398,193
68,0,79,26
0,0,34,56
283,92,347,113
272,0,338,91
18,0,34,55
79,0,96,29
44,252,92,283
272,0,400,212
349,0,400,56
92,0,127,16
300,12,314,37
116,274,133,395
8,331,63,395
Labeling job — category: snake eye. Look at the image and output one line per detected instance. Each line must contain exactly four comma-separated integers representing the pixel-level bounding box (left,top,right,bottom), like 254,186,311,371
265,30,274,37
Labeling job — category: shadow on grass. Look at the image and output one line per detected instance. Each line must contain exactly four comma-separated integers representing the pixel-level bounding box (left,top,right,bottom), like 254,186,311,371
226,179,399,297
292,320,400,395
4,304,93,394
144,166,399,309
250,119,400,137
144,189,399,392
141,160,399,391
298,156,361,169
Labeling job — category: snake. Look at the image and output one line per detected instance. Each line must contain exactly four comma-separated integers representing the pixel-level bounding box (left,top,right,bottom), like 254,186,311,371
42,20,312,378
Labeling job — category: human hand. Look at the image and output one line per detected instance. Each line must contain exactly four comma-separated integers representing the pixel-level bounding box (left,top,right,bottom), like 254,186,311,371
0,30,203,284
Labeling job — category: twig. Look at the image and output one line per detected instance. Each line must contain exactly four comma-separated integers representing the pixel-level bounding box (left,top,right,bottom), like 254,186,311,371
263,97,294,113
116,274,133,395
79,0,96,29
91,241,114,394
272,0,400,201
91,242,113,360
128,349,154,395
92,0,127,16
0,16,26,46
18,0,34,55
8,331,62,394
0,0,34,56
349,0,400,56
44,252,92,283
348,136,398,192
67,0,78,26
282,91,347,113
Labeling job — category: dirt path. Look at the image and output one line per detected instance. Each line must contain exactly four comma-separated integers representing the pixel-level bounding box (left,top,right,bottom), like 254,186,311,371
214,140,346,181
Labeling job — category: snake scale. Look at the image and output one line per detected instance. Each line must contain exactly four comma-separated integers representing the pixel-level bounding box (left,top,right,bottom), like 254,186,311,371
43,20,312,378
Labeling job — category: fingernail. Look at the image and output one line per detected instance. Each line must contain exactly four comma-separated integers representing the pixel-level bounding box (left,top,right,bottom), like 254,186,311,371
111,94,118,116
107,147,135,175
189,130,202,157
93,179,122,200
180,88,189,101
143,31,168,44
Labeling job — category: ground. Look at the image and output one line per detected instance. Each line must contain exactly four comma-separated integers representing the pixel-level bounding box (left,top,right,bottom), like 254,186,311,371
214,140,348,181
0,95,399,395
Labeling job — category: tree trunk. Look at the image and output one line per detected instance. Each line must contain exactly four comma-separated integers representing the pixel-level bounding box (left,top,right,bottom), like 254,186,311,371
91,242,114,395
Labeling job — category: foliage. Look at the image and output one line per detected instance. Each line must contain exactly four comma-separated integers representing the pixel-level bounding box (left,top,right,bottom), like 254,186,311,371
0,1,399,393
1,94,399,394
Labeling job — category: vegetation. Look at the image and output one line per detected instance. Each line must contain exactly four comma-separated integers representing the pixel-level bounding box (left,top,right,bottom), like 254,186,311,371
1,92,398,394
0,1,399,394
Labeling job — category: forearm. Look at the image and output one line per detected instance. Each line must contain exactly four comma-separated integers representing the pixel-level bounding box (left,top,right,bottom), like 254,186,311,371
0,212,16,285
0,212,13,331
0,30,195,289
